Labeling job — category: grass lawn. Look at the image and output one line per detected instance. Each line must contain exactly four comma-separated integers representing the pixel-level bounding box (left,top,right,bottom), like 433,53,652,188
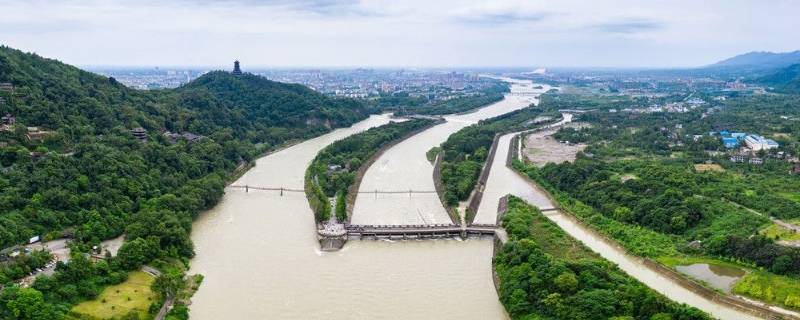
658,256,800,311
70,271,156,319
694,163,724,172
779,192,800,205
733,271,800,310
528,207,597,261
760,222,800,242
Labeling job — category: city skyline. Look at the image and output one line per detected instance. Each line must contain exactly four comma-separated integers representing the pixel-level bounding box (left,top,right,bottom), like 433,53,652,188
1,0,799,68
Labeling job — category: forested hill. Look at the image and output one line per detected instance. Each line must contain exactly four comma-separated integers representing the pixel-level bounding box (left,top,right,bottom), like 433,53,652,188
0,46,156,133
0,45,374,248
758,63,800,94
172,71,371,143
0,45,376,317
0,46,373,146
0,44,374,279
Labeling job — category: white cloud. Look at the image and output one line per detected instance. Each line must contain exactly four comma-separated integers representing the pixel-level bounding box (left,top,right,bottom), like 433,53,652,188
0,0,797,67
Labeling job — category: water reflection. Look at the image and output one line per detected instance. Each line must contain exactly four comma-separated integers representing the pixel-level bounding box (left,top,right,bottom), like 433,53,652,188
676,263,746,293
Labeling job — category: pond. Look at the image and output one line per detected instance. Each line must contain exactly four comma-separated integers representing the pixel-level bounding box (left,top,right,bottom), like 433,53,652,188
675,263,746,293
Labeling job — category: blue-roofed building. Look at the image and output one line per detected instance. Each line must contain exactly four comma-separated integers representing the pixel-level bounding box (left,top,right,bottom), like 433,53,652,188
720,130,730,137
731,132,747,139
722,137,739,148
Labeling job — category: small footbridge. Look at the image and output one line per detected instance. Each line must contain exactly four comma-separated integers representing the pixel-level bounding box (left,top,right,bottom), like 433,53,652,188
229,184,436,196
508,92,542,97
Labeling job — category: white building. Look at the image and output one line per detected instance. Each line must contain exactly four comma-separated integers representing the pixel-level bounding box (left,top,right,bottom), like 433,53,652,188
744,134,779,151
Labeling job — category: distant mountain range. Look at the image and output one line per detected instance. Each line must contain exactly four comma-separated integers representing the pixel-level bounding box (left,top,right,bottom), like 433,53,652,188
700,50,800,92
708,50,800,69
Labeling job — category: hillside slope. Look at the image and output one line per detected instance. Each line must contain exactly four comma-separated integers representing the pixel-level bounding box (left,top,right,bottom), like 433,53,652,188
172,71,371,143
0,45,376,317
0,44,374,249
757,63,800,93
709,50,800,69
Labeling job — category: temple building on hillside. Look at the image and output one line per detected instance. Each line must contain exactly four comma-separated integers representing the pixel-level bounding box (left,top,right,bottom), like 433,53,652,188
131,127,147,142
0,83,13,92
232,60,242,75
1,114,15,125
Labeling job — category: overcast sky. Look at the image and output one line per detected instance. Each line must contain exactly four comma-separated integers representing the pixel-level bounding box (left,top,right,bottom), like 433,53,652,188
1,0,798,68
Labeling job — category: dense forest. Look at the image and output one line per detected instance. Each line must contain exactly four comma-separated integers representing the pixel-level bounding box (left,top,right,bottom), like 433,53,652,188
383,82,508,116
306,119,434,221
438,107,558,207
0,45,376,318
496,196,708,320
758,64,800,94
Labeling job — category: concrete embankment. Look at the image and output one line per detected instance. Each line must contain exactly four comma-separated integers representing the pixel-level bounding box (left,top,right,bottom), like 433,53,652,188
351,82,550,226
317,117,444,251
344,118,444,223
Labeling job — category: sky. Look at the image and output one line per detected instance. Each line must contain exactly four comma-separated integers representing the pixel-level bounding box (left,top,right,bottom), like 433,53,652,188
0,0,798,68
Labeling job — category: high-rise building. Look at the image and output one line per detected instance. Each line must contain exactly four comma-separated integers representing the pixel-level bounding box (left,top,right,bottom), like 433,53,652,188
233,60,242,75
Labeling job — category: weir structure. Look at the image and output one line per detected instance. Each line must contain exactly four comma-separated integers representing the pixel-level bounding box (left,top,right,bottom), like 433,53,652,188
345,223,498,240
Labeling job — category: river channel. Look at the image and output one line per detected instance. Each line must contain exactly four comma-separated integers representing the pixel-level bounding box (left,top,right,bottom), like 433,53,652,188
189,76,760,319
351,80,548,225
188,78,543,319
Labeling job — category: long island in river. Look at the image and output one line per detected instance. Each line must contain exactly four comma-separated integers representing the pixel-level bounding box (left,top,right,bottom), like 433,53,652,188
189,78,764,320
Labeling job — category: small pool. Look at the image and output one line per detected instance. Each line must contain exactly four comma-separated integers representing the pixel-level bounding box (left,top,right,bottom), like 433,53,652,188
676,263,746,293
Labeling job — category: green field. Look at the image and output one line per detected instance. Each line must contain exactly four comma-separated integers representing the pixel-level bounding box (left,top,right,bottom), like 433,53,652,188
733,271,800,310
760,222,800,242
69,271,156,319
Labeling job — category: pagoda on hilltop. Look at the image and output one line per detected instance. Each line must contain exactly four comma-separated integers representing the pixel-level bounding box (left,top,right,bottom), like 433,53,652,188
232,60,242,75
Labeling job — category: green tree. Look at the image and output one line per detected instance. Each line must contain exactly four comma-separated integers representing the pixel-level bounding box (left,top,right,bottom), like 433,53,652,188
6,288,59,320
152,269,185,299
553,272,578,293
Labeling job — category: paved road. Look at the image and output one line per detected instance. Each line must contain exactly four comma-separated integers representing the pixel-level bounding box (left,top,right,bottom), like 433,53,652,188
155,295,175,320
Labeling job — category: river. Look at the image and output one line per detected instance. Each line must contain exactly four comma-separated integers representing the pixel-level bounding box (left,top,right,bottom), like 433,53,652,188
351,79,549,225
189,76,757,319
188,79,545,320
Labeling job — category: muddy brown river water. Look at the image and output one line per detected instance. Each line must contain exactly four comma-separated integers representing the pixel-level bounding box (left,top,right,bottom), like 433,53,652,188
189,78,764,319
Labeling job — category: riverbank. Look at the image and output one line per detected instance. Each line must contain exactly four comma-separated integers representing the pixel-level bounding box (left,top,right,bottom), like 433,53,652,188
343,117,444,223
506,130,792,319
460,114,568,224
351,80,550,226
494,196,713,319
189,111,509,319
308,117,441,250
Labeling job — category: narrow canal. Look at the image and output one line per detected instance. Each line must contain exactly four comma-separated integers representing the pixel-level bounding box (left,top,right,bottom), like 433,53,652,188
489,125,764,320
